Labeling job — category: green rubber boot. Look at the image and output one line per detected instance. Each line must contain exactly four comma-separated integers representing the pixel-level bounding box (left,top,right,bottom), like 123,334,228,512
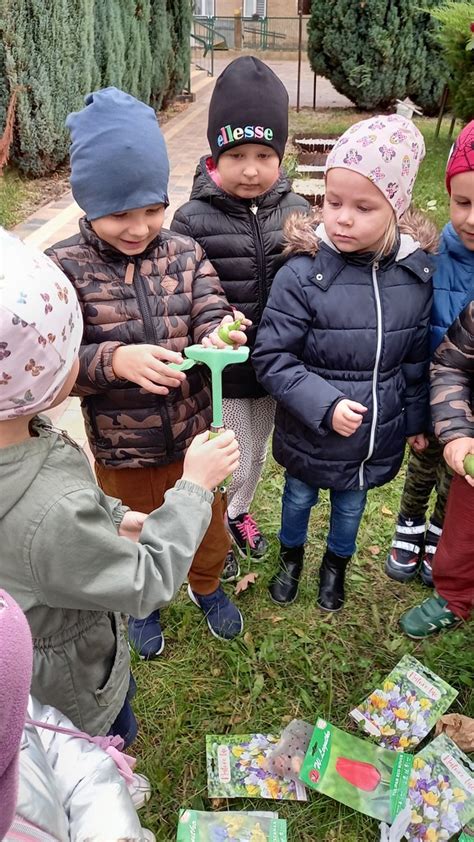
400,594,461,639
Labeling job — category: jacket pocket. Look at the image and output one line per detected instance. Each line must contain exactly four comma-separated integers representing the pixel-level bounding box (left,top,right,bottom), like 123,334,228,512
94,613,129,708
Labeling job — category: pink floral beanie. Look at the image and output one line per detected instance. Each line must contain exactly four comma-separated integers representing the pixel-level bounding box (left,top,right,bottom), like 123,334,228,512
325,115,425,219
0,228,83,420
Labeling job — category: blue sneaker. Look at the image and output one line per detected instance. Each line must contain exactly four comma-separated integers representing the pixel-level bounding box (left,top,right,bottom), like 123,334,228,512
187,584,243,640
128,610,164,659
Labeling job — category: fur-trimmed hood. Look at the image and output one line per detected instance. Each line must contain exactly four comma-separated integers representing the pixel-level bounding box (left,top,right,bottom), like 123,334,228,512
283,206,439,258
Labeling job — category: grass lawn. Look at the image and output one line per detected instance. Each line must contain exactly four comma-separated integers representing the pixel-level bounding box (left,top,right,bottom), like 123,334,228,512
0,168,32,228
133,110,473,841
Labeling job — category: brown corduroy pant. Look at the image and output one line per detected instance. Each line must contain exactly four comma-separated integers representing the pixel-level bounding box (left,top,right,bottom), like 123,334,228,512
96,460,230,595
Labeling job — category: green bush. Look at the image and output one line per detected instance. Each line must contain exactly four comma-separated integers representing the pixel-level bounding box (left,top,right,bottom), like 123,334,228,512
0,0,192,176
307,0,447,113
429,1,474,123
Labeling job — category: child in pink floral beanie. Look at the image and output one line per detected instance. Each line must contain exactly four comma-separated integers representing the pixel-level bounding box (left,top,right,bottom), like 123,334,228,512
253,114,438,613
0,590,33,839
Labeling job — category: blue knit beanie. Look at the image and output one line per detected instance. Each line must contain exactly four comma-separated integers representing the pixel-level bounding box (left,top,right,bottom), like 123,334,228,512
67,87,169,220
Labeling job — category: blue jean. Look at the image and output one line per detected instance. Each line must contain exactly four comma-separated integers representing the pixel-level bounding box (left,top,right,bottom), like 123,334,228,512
107,673,138,748
279,473,367,557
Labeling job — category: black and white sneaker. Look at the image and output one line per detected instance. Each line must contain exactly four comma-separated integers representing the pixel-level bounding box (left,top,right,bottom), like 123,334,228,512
220,549,241,583
385,515,425,582
420,520,442,587
227,512,269,559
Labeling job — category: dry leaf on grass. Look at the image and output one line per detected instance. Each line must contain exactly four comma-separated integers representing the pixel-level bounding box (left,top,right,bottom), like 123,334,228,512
435,714,474,751
235,571,258,595
210,798,226,809
368,545,381,556
381,505,393,516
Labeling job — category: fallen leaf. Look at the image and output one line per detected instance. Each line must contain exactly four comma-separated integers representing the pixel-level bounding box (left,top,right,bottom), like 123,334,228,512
368,545,381,556
210,798,226,809
235,571,258,595
270,615,285,624
381,505,393,516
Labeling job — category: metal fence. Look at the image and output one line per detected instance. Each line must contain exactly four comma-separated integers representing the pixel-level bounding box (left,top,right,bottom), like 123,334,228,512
192,16,309,57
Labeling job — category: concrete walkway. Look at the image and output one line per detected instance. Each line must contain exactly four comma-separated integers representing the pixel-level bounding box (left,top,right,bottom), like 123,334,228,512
13,59,348,447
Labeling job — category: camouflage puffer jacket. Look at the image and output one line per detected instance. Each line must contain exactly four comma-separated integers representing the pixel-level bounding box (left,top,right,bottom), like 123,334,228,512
46,219,232,468
431,299,474,443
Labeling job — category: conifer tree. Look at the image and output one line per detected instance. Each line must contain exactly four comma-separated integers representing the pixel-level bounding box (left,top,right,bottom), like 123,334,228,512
121,0,152,101
149,0,172,110
165,0,191,105
308,0,447,112
2,0,94,176
94,1,127,91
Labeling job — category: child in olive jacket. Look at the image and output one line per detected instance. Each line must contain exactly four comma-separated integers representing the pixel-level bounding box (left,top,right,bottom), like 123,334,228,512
172,57,308,576
0,228,239,744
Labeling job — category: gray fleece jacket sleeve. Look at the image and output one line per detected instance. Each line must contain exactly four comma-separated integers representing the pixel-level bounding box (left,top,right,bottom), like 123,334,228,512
29,480,213,618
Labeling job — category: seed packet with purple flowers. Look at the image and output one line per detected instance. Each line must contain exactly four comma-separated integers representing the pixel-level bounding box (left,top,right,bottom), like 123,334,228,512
350,655,458,751
176,809,287,841
404,733,474,841
206,734,307,800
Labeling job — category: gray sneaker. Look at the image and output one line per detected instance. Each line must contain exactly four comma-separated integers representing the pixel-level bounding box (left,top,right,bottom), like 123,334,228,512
220,549,240,583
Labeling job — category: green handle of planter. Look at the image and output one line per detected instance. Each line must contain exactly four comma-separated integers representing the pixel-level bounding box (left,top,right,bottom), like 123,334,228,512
210,425,232,489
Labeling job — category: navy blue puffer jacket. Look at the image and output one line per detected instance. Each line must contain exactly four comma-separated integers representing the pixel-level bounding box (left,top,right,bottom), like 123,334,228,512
253,210,436,491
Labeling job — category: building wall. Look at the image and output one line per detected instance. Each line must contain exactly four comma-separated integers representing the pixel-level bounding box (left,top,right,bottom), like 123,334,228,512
213,0,300,15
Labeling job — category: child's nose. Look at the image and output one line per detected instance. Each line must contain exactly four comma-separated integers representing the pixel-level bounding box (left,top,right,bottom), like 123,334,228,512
466,205,474,226
127,220,149,236
242,163,258,178
337,208,353,225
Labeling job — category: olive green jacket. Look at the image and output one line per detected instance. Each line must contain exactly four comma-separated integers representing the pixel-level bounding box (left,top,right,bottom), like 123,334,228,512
0,418,213,735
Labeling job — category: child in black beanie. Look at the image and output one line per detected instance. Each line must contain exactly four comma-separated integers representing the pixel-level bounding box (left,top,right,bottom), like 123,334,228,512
171,57,308,578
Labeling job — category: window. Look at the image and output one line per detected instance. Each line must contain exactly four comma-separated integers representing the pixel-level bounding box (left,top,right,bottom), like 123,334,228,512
243,0,267,17
193,0,215,16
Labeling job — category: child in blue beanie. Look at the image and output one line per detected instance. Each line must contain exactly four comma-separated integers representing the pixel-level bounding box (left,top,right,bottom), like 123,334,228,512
387,120,474,587
47,87,249,657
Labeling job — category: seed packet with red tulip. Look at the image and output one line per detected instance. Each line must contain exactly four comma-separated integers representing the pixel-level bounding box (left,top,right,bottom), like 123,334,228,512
206,733,307,801
350,655,458,752
176,809,287,841
299,718,413,822
403,734,474,841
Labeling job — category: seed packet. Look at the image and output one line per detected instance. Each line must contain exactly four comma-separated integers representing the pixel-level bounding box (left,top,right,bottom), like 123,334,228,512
350,655,458,751
176,809,287,841
299,718,413,823
206,733,307,801
404,733,474,841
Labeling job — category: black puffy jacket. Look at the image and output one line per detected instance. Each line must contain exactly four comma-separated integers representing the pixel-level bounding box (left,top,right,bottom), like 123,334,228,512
171,156,309,398
253,210,437,491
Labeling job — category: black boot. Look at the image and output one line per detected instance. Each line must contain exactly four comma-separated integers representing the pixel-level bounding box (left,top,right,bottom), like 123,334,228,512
317,548,351,612
268,543,304,605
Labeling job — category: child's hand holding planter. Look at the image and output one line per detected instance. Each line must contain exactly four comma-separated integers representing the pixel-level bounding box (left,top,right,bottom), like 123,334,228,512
203,310,251,349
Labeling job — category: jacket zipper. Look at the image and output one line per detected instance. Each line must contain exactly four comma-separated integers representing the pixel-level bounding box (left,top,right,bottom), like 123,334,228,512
129,259,174,459
249,201,267,317
40,422,82,452
358,261,382,490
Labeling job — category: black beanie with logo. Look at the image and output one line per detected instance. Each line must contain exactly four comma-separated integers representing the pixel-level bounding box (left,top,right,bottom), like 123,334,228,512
207,56,289,163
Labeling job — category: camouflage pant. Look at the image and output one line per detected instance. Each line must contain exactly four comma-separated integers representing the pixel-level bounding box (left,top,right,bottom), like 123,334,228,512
399,434,453,525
